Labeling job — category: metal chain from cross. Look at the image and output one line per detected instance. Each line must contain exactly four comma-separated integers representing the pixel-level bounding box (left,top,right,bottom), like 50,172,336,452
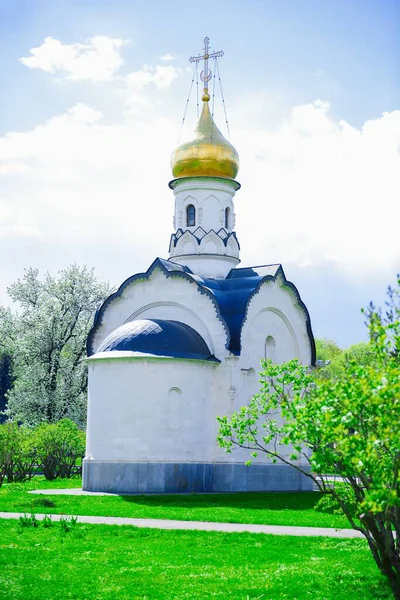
189,37,224,100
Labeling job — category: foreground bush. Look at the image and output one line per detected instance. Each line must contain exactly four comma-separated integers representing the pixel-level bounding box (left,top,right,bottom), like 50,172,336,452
0,423,36,485
0,419,86,486
34,419,86,480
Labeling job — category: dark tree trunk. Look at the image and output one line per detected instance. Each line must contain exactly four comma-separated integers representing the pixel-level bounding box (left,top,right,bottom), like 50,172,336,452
361,514,400,599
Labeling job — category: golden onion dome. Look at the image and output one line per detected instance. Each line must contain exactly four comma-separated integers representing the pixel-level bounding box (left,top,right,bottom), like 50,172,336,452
171,93,239,180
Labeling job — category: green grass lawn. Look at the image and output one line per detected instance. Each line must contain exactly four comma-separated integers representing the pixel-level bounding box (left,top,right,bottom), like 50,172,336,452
0,477,352,528
0,519,390,600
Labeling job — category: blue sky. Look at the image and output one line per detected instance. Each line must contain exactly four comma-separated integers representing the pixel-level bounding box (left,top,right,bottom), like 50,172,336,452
0,0,399,347
1,0,399,132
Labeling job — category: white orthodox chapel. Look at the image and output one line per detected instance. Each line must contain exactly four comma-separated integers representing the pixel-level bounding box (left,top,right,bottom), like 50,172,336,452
83,39,316,494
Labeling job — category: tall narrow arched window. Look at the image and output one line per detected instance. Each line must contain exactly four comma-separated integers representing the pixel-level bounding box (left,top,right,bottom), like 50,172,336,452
167,388,182,430
186,204,196,227
225,207,230,229
265,336,276,362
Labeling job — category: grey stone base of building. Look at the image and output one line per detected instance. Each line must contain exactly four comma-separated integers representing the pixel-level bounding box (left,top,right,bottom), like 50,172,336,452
82,460,312,494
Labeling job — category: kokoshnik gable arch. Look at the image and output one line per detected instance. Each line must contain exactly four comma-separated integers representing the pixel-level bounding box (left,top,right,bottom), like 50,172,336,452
83,38,316,494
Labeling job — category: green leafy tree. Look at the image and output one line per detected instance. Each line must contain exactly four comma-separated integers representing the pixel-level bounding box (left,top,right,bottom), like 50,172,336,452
0,265,111,426
218,277,400,598
315,337,373,379
344,341,374,365
314,337,345,378
315,337,343,362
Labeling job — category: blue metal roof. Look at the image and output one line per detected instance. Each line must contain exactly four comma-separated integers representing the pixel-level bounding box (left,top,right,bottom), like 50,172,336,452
87,258,316,364
197,265,281,356
96,319,219,362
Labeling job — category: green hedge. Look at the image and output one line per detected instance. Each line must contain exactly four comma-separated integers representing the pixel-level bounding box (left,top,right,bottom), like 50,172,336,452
0,419,85,486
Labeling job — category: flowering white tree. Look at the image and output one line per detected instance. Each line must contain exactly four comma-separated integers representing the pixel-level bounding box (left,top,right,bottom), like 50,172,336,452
0,265,111,426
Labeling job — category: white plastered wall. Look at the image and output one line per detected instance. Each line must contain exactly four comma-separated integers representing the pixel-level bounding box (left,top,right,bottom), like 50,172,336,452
169,177,240,278
87,267,314,469
86,358,218,463
240,275,312,370
211,274,313,465
171,177,238,235
171,254,239,279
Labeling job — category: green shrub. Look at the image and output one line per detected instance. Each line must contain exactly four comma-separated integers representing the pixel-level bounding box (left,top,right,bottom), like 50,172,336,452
314,486,358,517
34,419,85,480
0,418,85,487
0,423,36,486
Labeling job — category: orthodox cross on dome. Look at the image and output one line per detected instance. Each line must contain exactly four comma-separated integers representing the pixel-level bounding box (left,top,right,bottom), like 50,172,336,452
189,37,224,101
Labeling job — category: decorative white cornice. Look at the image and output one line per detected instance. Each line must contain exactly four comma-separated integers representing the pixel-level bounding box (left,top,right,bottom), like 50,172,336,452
169,176,240,193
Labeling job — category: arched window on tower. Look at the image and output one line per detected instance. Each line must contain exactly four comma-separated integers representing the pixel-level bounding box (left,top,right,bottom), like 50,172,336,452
186,204,196,227
225,207,230,229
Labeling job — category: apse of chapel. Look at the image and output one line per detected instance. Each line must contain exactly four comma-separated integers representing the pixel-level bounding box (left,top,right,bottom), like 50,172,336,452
87,261,230,357
123,301,216,355
87,359,216,463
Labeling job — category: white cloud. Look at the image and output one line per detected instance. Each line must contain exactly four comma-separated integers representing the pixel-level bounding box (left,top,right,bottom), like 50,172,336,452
64,103,104,124
0,94,399,311
123,64,182,115
19,36,126,81
125,64,182,91
0,197,39,238
160,53,175,62
234,101,400,277
0,100,176,253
